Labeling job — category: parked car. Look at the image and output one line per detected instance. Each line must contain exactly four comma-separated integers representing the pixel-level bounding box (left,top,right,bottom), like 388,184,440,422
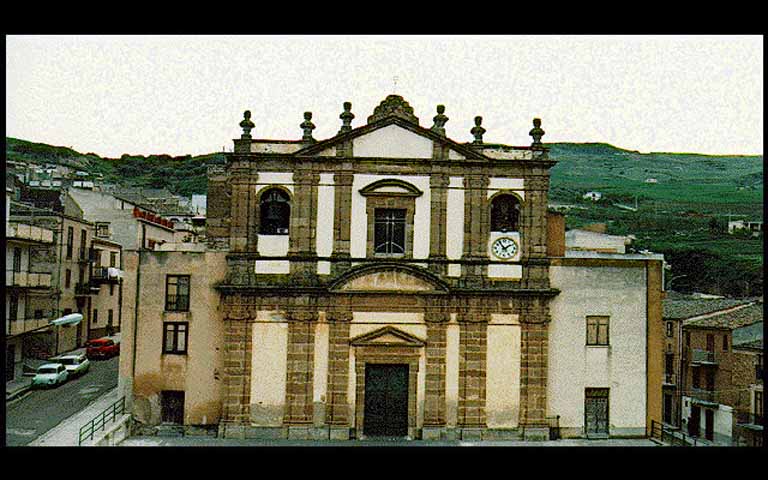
54,353,90,378
31,363,69,388
85,338,120,359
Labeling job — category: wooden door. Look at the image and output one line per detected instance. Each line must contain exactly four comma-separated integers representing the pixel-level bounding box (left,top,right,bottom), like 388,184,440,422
585,388,609,437
363,364,409,437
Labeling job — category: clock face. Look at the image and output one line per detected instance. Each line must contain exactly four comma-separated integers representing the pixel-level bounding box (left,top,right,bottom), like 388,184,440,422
492,237,518,259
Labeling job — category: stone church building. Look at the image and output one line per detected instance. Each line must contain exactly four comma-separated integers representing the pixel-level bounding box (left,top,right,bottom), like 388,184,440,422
119,95,664,440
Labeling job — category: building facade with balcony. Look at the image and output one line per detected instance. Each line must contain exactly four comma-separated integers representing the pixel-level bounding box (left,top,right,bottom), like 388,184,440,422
677,301,763,445
88,238,124,340
5,208,56,381
118,95,664,441
8,192,96,359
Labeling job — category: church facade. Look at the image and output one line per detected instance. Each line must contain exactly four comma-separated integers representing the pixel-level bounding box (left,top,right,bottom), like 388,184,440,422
119,95,663,440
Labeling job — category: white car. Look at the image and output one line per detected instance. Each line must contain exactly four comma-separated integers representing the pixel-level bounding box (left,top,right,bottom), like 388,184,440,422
31,363,69,388
55,353,90,378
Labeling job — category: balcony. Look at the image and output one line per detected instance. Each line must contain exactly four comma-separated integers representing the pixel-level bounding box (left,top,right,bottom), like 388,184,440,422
6,223,54,244
735,412,764,429
689,388,720,406
90,267,123,284
6,316,53,336
690,349,718,366
77,247,89,263
74,282,98,296
6,270,53,289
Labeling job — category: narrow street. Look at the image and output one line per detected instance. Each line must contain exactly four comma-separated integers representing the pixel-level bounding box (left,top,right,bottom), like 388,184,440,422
5,355,119,446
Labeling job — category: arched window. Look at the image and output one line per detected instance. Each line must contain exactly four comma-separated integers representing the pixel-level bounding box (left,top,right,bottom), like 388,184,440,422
490,194,521,232
259,188,290,235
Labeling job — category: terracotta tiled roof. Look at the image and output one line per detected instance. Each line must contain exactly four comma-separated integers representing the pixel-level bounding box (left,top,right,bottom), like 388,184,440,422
682,302,763,330
663,296,755,320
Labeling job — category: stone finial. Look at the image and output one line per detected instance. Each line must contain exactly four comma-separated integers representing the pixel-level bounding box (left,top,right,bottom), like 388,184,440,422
338,101,355,134
239,110,255,139
529,118,545,147
367,94,419,125
300,111,316,143
431,105,449,136
471,116,486,144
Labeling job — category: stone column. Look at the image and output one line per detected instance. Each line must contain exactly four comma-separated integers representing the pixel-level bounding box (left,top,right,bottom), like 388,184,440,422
220,317,253,438
428,173,450,276
289,169,319,282
205,163,231,251
228,163,251,253
245,171,260,252
457,309,488,439
284,310,316,437
325,309,352,440
522,175,550,289
461,175,489,285
331,171,354,276
519,297,551,440
422,310,449,439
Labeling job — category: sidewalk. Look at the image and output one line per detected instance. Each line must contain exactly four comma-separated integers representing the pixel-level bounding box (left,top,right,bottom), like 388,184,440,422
28,386,124,446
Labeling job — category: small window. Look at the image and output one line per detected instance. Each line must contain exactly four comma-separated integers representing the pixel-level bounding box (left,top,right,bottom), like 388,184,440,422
108,310,114,326
666,321,673,338
685,331,690,347
9,294,19,321
723,335,728,352
259,188,291,235
96,222,110,238
66,226,74,259
490,194,521,232
374,208,406,255
65,269,72,289
163,322,188,354
586,316,610,346
92,309,98,324
692,367,700,389
110,284,115,296
110,252,117,268
165,275,190,312
13,247,22,272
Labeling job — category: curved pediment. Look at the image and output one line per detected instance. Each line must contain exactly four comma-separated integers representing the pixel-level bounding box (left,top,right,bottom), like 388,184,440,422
359,179,423,197
329,264,449,293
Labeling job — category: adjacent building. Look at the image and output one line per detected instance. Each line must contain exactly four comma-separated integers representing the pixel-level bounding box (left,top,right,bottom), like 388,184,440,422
119,95,665,441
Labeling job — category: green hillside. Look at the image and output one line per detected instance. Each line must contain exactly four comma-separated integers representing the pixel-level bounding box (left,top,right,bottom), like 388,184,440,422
6,138,763,296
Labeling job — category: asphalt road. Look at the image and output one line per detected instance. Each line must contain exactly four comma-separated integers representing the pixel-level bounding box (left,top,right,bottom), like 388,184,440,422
5,355,119,446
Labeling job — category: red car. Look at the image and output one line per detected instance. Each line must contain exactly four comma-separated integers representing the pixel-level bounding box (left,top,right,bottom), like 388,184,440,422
85,338,120,359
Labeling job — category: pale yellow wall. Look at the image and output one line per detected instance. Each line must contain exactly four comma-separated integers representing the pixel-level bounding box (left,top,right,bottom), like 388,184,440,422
445,317,460,427
313,319,329,426
486,323,521,427
126,250,226,425
250,321,288,426
446,176,464,261
316,173,335,257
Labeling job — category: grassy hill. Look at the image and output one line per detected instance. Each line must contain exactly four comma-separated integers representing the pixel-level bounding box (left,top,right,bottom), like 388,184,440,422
6,138,763,296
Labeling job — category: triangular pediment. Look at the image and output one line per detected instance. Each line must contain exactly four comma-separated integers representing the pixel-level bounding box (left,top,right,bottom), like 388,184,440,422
296,116,481,161
350,326,426,347
330,264,449,293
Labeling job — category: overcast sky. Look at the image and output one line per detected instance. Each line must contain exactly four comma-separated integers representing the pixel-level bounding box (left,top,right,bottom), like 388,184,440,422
6,35,763,158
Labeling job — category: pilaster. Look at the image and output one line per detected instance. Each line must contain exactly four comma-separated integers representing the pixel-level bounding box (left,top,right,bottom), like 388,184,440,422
221,318,252,424
283,310,317,425
331,171,354,276
457,310,488,428
428,173,450,276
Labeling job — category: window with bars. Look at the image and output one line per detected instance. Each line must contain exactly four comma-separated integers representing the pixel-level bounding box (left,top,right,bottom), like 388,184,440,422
374,209,406,255
165,275,190,312
163,322,188,354
259,188,291,235
13,247,22,272
9,294,19,321
586,316,610,346
92,309,98,324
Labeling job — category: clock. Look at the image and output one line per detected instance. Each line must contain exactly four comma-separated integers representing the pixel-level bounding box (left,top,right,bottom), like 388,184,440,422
492,237,518,259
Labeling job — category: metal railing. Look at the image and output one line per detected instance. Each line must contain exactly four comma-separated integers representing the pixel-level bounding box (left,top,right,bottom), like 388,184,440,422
690,349,717,365
78,396,125,445
650,420,700,446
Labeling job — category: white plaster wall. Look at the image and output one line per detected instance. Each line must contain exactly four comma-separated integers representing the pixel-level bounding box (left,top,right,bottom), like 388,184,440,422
448,149,465,160
255,172,295,195
257,235,289,257
487,264,523,280
351,311,423,325
313,320,329,425
446,177,464,260
447,264,461,277
350,174,431,259
487,178,525,200
254,260,290,274
486,324,521,427
548,265,648,432
445,319,460,427
353,124,433,158
250,321,288,426
316,261,331,275
316,173,335,257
